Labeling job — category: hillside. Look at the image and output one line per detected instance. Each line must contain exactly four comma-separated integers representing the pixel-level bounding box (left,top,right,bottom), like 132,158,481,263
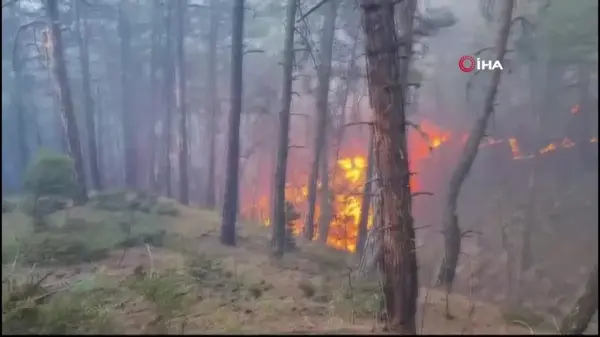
1,194,561,334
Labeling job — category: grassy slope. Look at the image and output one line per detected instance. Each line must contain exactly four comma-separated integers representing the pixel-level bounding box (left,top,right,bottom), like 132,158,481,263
2,199,551,334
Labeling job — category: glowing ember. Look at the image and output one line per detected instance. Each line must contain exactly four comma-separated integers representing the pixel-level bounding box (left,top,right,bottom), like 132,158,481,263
539,143,557,154
508,138,523,158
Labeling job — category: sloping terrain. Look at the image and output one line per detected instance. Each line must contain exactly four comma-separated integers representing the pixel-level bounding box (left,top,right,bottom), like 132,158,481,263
1,195,561,334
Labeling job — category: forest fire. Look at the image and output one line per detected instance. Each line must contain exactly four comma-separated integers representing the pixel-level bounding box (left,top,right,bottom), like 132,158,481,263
243,118,597,253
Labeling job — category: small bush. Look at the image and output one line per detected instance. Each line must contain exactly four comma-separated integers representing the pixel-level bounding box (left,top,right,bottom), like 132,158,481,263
20,195,70,217
23,150,77,199
2,277,113,334
89,190,129,211
153,201,179,216
20,232,108,266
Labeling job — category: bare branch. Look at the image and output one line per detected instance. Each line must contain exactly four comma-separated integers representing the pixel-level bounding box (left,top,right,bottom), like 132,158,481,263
296,0,328,23
343,121,373,128
405,120,433,152
244,49,265,55
289,145,304,149
412,191,434,197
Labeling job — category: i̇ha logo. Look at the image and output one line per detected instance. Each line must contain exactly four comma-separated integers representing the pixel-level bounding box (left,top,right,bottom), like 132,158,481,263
458,55,504,72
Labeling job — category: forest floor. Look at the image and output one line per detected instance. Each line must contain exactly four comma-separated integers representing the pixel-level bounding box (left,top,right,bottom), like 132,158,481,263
1,194,564,334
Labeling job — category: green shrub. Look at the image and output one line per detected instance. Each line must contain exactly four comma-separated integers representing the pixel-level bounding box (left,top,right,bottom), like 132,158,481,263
23,150,77,199
22,150,78,231
20,232,108,266
2,278,114,334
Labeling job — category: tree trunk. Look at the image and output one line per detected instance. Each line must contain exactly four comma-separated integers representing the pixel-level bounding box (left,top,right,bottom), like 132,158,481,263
357,132,374,256
12,43,29,177
304,0,339,241
148,0,163,192
560,264,598,334
220,0,245,246
271,0,298,257
95,86,105,186
174,0,189,205
74,0,101,192
162,2,175,198
437,0,514,308
118,3,136,189
205,0,220,208
45,0,88,204
360,0,418,332
575,63,594,170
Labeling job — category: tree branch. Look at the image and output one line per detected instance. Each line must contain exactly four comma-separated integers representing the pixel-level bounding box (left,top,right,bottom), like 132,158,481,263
296,0,328,22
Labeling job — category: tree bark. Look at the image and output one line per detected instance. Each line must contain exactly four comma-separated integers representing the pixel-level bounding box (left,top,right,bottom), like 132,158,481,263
304,0,339,241
45,0,88,203
271,0,298,257
12,41,29,176
220,0,245,246
360,0,418,333
357,132,374,256
74,0,101,192
162,2,175,198
174,0,189,205
437,0,514,305
205,0,220,209
118,3,136,189
148,0,163,192
560,264,598,334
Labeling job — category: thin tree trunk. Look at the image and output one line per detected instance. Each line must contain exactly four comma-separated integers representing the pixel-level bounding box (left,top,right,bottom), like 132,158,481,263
118,3,136,189
271,0,297,257
162,2,175,198
357,132,374,256
560,264,598,334
12,44,29,175
437,0,514,313
148,0,163,192
360,0,418,332
174,0,189,205
220,0,245,246
575,63,594,169
45,0,88,203
205,0,220,208
74,0,101,191
95,86,105,186
304,0,339,241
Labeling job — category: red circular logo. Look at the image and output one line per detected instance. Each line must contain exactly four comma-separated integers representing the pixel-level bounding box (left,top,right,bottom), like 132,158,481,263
458,55,476,72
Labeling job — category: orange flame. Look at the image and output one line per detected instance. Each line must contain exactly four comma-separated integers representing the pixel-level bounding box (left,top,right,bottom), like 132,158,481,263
242,115,597,253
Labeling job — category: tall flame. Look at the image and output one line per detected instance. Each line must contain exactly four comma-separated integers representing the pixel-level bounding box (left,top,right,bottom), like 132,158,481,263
241,114,597,253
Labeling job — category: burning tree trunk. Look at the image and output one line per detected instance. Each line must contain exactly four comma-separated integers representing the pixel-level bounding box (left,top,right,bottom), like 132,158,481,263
271,0,298,257
437,0,514,314
205,0,220,209
220,0,245,246
174,0,189,205
304,0,339,242
560,263,598,334
74,0,101,192
162,2,175,197
360,0,418,332
118,3,136,189
357,133,374,256
45,0,88,203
